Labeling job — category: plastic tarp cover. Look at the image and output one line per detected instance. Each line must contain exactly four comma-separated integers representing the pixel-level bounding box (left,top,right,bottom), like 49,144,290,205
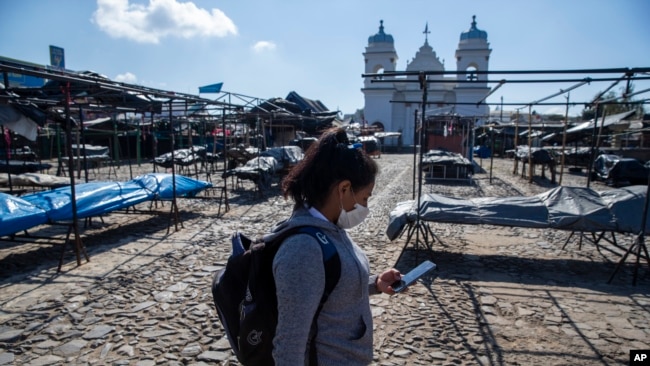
0,161,53,174
0,174,211,236
537,186,616,232
224,156,278,178
223,157,277,192
386,200,416,242
133,173,213,199
599,186,650,234
154,146,206,168
70,144,109,157
474,195,549,228
260,146,304,167
421,150,473,178
226,146,303,179
0,104,40,141
357,136,381,154
514,146,554,163
0,193,48,236
0,173,71,188
386,185,649,240
420,194,482,225
22,181,153,222
422,150,472,167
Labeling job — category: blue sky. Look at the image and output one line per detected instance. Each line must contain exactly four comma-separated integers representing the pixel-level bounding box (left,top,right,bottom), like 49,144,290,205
1,0,649,117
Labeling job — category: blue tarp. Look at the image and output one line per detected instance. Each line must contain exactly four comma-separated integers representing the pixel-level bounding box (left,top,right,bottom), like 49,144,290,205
0,174,211,237
0,194,48,236
198,82,223,93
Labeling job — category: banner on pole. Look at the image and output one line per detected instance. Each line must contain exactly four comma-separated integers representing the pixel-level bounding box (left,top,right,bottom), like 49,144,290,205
198,82,223,93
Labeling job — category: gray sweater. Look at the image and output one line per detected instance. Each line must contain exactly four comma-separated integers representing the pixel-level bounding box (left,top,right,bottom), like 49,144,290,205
269,208,379,365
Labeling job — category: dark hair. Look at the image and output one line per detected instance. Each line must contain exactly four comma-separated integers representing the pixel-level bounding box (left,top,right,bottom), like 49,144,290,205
282,127,379,210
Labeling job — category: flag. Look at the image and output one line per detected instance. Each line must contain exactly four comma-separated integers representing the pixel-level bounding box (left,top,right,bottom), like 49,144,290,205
198,82,223,94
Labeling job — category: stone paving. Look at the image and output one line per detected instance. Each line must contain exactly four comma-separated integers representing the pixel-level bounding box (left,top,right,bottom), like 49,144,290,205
0,153,649,365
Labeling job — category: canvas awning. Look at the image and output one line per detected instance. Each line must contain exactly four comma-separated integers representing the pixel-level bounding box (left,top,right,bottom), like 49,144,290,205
0,104,40,141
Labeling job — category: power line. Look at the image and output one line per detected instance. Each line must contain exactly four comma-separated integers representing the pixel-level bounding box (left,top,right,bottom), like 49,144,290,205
364,67,650,77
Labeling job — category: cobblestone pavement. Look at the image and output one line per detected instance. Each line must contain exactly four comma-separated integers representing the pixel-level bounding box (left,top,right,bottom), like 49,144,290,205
0,154,648,365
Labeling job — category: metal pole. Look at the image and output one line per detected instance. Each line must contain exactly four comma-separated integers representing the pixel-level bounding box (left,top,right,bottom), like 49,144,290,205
75,114,81,179
499,96,506,158
136,113,142,165
151,111,158,173
632,174,650,285
62,82,88,270
559,92,570,185
186,101,191,152
112,114,118,165
222,108,227,178
412,109,418,200
527,105,533,183
586,103,600,188
467,119,475,164
608,169,650,285
415,74,428,255
126,117,133,180
78,107,89,183
1,125,13,193
489,124,495,183
512,110,519,174
596,111,608,148
167,100,180,232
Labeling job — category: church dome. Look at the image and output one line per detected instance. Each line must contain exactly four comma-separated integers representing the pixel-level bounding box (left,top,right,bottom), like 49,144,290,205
368,20,394,44
460,15,487,41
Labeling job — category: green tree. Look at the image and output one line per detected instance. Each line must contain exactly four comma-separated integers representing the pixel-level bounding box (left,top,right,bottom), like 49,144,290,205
581,83,646,120
545,114,565,122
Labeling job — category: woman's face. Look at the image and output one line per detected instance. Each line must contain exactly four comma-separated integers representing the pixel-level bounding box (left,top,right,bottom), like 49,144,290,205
342,182,375,211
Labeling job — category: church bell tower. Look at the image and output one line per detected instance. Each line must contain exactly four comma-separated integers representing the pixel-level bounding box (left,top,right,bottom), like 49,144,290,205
454,15,491,117
362,20,397,127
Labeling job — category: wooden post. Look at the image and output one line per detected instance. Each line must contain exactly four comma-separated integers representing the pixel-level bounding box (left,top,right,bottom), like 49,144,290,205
559,93,570,185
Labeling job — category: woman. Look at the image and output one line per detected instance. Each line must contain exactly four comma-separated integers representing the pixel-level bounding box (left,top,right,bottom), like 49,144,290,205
269,127,401,365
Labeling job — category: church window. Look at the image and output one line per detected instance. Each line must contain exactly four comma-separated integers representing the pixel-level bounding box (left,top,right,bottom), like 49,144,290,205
466,65,478,81
374,66,385,80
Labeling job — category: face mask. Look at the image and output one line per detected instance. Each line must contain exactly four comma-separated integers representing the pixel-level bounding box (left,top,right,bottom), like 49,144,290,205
337,189,370,229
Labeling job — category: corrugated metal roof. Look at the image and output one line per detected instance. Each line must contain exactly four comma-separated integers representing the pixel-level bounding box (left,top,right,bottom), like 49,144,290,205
565,110,636,134
285,91,329,114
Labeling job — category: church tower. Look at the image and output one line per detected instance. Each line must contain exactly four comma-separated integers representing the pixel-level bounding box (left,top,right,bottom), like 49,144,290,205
454,15,491,117
362,20,397,128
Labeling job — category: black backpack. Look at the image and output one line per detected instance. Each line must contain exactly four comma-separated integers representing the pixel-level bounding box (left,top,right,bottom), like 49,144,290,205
211,226,341,365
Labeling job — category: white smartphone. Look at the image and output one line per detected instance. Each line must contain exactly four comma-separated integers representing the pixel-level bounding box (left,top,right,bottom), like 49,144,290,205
392,260,436,293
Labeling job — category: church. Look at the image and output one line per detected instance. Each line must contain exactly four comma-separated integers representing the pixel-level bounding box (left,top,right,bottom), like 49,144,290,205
362,16,492,148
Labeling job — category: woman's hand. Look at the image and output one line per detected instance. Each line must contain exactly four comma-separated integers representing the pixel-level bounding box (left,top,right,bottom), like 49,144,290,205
375,268,401,295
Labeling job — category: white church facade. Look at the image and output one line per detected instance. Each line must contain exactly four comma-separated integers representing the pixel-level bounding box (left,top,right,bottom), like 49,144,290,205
362,16,492,147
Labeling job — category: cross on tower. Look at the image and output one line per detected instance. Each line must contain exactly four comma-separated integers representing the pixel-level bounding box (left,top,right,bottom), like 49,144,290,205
423,22,430,42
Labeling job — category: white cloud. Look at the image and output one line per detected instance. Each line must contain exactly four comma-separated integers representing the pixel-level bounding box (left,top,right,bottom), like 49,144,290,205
252,41,276,53
541,106,566,115
114,71,138,84
92,0,237,44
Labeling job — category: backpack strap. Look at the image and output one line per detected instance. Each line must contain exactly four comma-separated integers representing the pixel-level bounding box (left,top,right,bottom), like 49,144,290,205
293,226,341,365
295,226,340,299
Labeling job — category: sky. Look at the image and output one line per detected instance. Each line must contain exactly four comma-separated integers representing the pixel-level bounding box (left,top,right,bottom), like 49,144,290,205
1,0,649,118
